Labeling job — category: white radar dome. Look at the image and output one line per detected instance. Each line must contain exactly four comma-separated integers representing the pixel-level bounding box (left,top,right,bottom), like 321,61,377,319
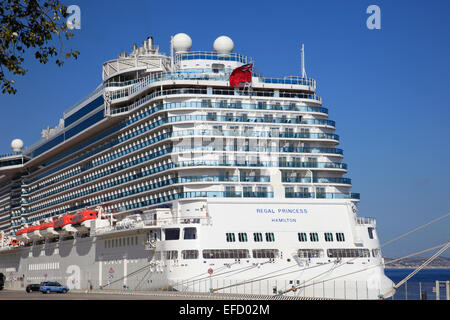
172,33,192,52
213,36,234,54
11,139,24,153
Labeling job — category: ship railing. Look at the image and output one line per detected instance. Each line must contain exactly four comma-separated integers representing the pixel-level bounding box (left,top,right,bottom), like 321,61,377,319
108,86,322,116
142,215,212,227
355,217,376,225
93,215,212,235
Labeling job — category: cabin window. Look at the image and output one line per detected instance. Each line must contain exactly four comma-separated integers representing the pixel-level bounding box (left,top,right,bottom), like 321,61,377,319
253,232,263,242
265,232,275,242
297,249,323,258
238,232,248,242
372,248,381,257
309,233,319,242
298,232,307,242
336,233,345,242
253,249,279,259
327,249,370,258
164,250,178,260
368,227,375,239
324,233,333,242
184,227,197,240
165,228,180,240
182,250,199,259
226,232,236,242
202,249,249,259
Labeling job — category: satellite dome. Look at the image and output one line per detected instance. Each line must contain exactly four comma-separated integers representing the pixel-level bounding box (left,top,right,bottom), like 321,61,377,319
213,36,234,54
172,33,192,52
11,139,24,153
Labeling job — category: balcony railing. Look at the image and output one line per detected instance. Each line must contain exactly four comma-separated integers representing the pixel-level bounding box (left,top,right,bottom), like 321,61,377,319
355,217,376,225
175,51,249,64
282,177,351,184
286,192,360,199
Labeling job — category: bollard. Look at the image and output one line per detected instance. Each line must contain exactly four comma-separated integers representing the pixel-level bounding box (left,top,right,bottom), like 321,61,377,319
435,281,440,300
446,281,449,301
405,281,407,300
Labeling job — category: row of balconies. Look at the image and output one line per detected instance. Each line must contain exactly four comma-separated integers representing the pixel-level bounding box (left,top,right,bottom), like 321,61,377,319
22,94,331,198
20,153,350,219
24,120,340,200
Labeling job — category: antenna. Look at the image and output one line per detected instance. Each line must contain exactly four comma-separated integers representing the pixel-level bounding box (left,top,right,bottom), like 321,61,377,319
301,43,307,79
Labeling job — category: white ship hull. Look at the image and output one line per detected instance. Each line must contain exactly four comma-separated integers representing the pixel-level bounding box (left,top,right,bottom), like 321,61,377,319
0,199,395,299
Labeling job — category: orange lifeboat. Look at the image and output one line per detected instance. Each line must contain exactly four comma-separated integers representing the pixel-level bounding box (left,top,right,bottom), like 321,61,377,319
16,227,29,236
72,209,98,225
15,227,30,241
39,219,59,238
54,215,74,230
39,221,54,231
54,215,77,236
72,208,103,233
28,224,43,241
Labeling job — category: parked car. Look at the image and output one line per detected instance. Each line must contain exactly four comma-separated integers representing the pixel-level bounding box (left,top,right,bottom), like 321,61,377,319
40,281,69,294
0,273,4,290
26,283,41,293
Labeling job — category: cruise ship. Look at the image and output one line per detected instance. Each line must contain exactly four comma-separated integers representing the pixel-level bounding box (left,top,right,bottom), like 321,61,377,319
0,33,394,299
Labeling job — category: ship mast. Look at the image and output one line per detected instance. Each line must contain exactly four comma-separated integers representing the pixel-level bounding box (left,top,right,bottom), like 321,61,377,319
301,43,307,79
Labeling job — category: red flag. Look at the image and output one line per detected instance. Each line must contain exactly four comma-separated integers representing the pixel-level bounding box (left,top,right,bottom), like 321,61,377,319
229,63,253,87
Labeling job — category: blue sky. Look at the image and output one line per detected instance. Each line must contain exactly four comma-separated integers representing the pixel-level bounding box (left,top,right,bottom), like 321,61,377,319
0,0,449,258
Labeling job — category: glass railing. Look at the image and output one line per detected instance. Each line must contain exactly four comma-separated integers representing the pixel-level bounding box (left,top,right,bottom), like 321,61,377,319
122,102,328,123
0,152,22,159
25,159,349,213
258,76,315,87
286,192,360,199
105,69,316,101
171,129,338,140
278,147,343,155
240,176,270,182
109,86,321,109
243,191,274,198
175,51,249,64
175,160,347,170
133,114,335,126
178,175,238,183
282,177,352,184
279,162,347,169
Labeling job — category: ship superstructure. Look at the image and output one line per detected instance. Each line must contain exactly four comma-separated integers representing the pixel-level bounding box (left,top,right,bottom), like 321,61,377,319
0,34,394,299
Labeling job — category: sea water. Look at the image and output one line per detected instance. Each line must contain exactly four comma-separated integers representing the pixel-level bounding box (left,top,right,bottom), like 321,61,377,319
385,268,450,300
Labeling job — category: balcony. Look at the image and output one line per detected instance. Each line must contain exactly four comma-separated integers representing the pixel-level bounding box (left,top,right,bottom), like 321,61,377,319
286,192,360,200
282,177,351,184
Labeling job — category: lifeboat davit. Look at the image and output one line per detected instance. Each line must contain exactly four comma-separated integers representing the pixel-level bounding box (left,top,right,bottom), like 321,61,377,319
72,209,100,232
15,227,30,242
54,215,77,236
39,220,59,238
